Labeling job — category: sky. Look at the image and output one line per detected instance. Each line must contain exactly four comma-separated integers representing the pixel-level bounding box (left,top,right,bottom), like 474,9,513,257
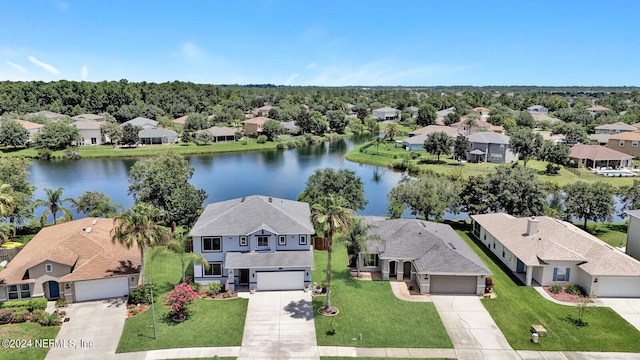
1,1,639,87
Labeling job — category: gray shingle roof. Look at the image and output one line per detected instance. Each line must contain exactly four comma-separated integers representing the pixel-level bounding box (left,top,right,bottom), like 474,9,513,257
364,219,491,276
190,195,315,236
594,122,637,131
467,132,510,144
225,249,313,268
121,117,158,128
138,128,177,138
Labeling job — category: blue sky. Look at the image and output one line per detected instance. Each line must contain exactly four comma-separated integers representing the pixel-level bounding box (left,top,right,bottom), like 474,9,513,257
1,1,639,86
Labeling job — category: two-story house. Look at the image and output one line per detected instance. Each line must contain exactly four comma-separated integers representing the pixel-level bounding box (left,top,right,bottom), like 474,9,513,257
242,117,269,136
190,195,315,292
466,132,517,163
372,107,400,121
594,122,637,135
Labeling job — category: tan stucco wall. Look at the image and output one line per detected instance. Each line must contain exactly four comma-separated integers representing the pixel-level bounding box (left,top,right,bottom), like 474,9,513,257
28,261,72,298
607,139,640,158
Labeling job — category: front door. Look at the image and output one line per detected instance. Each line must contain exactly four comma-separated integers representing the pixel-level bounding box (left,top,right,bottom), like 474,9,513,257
389,261,396,277
403,261,412,280
516,259,525,272
48,281,60,299
239,269,249,285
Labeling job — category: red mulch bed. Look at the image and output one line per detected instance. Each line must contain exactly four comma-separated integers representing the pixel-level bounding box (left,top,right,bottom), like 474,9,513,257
127,304,150,318
199,292,239,300
542,286,582,303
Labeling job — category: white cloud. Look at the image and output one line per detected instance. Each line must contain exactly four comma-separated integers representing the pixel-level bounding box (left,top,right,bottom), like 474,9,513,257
180,41,205,60
81,66,88,79
28,56,60,74
283,73,299,85
6,61,26,73
307,62,316,69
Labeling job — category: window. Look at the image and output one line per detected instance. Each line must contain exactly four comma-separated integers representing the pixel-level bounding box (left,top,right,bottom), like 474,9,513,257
490,153,503,162
620,140,625,147
502,249,505,258
91,137,97,144
363,254,378,267
202,237,221,252
299,235,307,245
633,141,639,147
483,234,486,240
492,241,496,249
204,263,222,276
20,284,30,298
278,235,286,245
8,285,18,300
239,236,248,246
257,236,269,247
499,144,505,151
553,267,570,282
45,263,52,272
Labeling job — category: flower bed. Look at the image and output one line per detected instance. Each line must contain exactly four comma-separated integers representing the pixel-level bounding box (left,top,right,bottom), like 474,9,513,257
542,286,584,303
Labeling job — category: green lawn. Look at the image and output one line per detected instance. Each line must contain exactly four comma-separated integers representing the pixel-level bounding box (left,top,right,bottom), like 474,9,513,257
116,247,248,353
453,223,640,352
321,358,442,360
312,246,452,348
0,322,60,360
580,222,628,248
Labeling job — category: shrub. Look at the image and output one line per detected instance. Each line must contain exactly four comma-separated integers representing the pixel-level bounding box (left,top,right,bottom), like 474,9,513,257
127,285,155,305
55,299,68,308
1,298,47,312
163,283,199,320
37,148,52,160
241,139,248,145
276,143,287,150
11,309,28,323
0,309,13,324
63,148,81,160
29,310,46,324
256,135,267,144
485,277,494,293
39,313,60,326
130,307,139,315
327,318,337,335
549,283,563,294
207,282,222,296
565,283,585,296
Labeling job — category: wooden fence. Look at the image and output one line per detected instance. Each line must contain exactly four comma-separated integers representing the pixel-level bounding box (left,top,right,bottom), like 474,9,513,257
0,248,21,263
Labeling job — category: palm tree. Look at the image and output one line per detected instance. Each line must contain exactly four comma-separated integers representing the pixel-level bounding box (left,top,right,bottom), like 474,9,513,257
0,223,16,244
0,183,15,217
373,136,384,155
384,123,400,141
311,194,354,313
33,187,74,226
167,227,210,283
339,218,385,278
111,203,171,286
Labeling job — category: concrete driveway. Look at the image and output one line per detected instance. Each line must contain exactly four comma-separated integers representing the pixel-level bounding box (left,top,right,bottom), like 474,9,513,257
237,290,319,360
431,295,520,359
45,297,127,360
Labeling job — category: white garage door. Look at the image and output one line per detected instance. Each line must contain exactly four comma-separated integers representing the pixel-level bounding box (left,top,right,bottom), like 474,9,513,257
430,275,477,294
75,277,129,302
257,271,304,291
597,276,640,298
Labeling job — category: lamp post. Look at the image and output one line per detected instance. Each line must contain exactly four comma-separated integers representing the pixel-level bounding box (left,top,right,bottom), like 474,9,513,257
149,278,156,339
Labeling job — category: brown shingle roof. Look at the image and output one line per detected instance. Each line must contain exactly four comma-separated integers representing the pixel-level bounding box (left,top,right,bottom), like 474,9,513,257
13,119,44,130
569,144,632,161
408,125,461,137
609,131,640,141
172,115,188,125
595,122,637,131
0,218,140,285
588,105,609,111
472,214,640,276
243,116,270,125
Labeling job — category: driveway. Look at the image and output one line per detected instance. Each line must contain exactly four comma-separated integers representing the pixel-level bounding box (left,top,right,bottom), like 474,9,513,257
597,298,640,332
431,295,520,359
237,291,319,360
45,297,127,360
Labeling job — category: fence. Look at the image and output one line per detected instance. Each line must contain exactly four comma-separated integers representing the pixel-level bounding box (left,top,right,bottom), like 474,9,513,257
0,248,22,263
564,166,581,177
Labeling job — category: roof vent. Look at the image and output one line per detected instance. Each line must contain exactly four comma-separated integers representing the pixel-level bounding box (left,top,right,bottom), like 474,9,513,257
92,219,97,225
448,242,456,250
84,227,92,233
269,197,272,203
241,197,245,202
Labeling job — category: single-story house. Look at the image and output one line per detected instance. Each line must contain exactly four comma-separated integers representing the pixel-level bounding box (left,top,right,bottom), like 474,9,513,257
14,119,44,140
588,105,609,115
254,105,273,116
281,121,297,134
72,119,103,145
408,125,461,138
0,218,140,302
466,132,517,163
589,133,611,145
171,115,188,127
358,218,491,295
595,122,637,135
530,112,560,124
569,143,632,169
527,105,548,113
196,126,237,142
138,128,178,144
472,107,490,116
72,114,106,123
26,110,65,122
607,132,640,158
402,134,429,151
190,195,315,292
472,214,640,297
242,117,269,136
407,106,419,118
372,107,400,121
436,107,455,125
121,117,158,130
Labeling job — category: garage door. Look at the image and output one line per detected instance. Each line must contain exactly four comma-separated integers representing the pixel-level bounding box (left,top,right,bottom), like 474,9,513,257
257,271,304,291
597,276,640,297
430,275,477,294
74,277,129,302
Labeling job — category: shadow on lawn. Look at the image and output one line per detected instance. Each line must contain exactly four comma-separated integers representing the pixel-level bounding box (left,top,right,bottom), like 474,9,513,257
284,299,314,320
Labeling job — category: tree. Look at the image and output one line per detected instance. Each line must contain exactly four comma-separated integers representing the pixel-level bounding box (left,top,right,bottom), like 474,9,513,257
295,108,312,134
538,140,569,173
516,111,535,128
111,203,171,286
71,190,123,217
453,134,470,162
262,119,284,141
195,130,213,144
355,106,368,121
460,176,490,215
0,119,29,147
365,116,379,134
33,122,80,150
120,124,140,146
0,157,35,225
338,217,384,277
184,113,208,133
444,112,460,126
0,183,15,216
33,187,74,225
298,168,368,211
100,122,123,144
311,194,353,313
387,173,460,220
348,118,364,135
423,132,453,162
563,181,615,230
127,152,207,226
167,227,210,283
0,223,16,243
309,111,328,135
384,123,400,141
416,104,437,127
485,165,546,216
326,110,348,133
619,179,640,213
509,128,543,166
552,121,588,144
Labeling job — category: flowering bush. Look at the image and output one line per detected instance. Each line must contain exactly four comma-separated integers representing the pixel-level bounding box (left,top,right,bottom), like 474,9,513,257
163,283,199,320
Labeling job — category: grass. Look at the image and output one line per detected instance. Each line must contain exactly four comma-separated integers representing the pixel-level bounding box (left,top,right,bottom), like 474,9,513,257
116,247,248,353
452,223,640,352
345,140,640,186
0,322,60,360
580,222,628,248
321,358,442,360
312,246,452,349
